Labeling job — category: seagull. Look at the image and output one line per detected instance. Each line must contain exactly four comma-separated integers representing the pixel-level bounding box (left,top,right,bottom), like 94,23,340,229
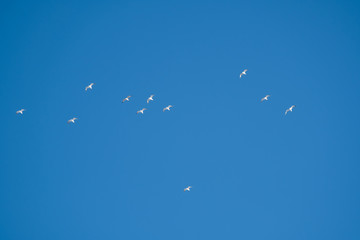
137,108,147,114
85,83,94,91
239,69,247,78
285,105,296,115
67,117,77,123
122,96,131,103
163,105,173,112
261,95,270,102
147,95,154,104
16,109,25,114
184,186,192,192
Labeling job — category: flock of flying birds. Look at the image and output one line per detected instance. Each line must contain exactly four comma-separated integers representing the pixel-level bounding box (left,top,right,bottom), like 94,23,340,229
15,69,296,192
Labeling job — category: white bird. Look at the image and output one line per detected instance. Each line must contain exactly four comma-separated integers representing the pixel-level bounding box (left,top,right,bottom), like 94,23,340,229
16,109,25,114
67,117,77,123
239,69,248,78
147,95,154,104
137,108,147,114
122,96,131,103
85,83,94,91
163,105,173,112
261,95,270,102
184,186,192,192
285,105,296,115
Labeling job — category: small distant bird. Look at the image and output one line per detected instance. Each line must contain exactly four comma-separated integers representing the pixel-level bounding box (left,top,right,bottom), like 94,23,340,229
147,95,154,104
285,105,296,115
163,105,173,112
261,95,270,102
184,186,192,192
137,108,147,114
16,109,25,114
122,96,131,103
85,83,94,91
68,117,77,123
239,69,248,78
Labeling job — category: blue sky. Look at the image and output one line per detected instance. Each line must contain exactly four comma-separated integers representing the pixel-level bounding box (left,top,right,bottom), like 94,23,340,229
1,0,360,239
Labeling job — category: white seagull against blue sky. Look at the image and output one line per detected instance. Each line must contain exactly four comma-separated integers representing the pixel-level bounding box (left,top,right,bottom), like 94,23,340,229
16,109,25,114
147,95,154,103
122,96,131,103
85,83,94,91
137,108,147,114
184,186,192,192
163,105,173,112
67,117,77,123
261,95,270,102
239,69,247,78
285,105,296,115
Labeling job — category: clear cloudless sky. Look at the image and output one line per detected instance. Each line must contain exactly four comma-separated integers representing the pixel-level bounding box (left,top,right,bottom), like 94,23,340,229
0,0,360,239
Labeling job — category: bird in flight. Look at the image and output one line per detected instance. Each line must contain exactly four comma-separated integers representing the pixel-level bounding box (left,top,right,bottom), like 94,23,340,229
16,109,25,114
163,105,173,112
285,105,296,115
147,95,154,104
137,108,147,114
85,83,94,91
261,95,270,102
239,69,247,78
122,96,131,103
184,186,192,192
68,117,77,123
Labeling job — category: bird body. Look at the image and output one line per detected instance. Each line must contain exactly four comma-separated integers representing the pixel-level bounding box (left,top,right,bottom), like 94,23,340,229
261,95,270,102
184,186,192,192
137,108,147,114
285,105,296,115
163,105,173,112
239,69,248,78
122,96,131,103
16,109,25,114
147,95,154,103
85,83,94,91
68,117,77,123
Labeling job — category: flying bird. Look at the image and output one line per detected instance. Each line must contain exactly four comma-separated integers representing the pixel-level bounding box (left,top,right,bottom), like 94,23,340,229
285,105,296,115
163,105,173,112
239,69,247,78
68,117,77,123
122,96,131,103
147,95,154,104
261,95,270,102
16,109,25,114
85,83,94,91
184,186,192,192
137,108,147,114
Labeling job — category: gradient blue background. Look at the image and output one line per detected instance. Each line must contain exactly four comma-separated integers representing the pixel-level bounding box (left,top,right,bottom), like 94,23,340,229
1,0,360,239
